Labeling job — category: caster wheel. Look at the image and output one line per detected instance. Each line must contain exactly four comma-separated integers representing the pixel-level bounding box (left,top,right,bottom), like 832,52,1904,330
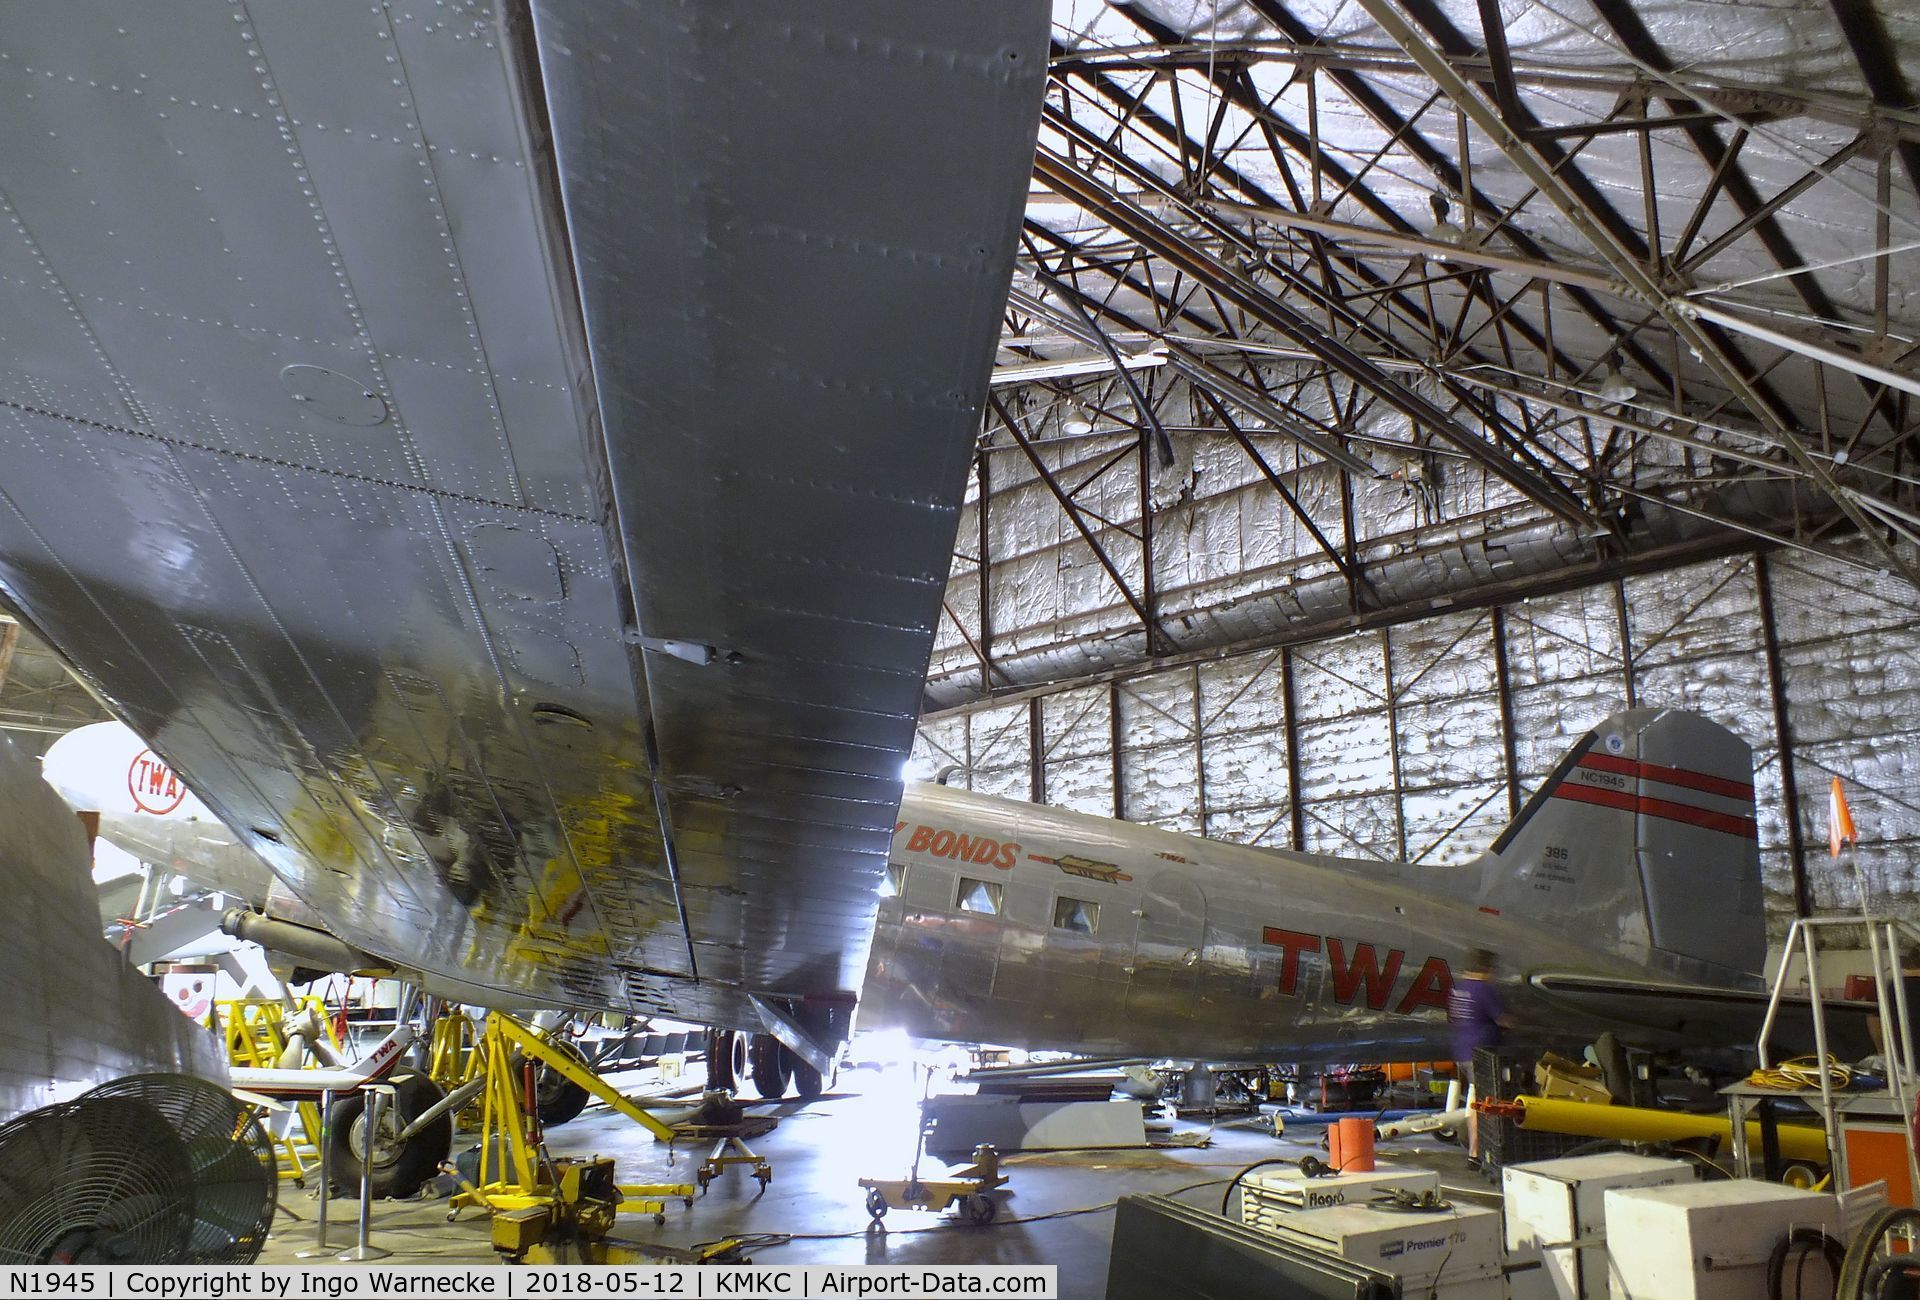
865,1188,889,1221
964,1195,996,1225
654,1214,666,1227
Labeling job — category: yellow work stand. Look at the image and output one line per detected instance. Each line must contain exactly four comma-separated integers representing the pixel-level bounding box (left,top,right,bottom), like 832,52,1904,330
447,1012,693,1223
698,1136,772,1192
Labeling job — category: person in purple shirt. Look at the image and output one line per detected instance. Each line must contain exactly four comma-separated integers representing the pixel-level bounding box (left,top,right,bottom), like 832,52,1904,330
1450,947,1513,1164
1449,947,1510,1065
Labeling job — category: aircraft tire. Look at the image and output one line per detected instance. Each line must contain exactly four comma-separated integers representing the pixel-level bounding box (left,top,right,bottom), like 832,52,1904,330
534,1040,592,1126
329,1070,451,1199
705,1028,737,1092
747,1034,790,1099
786,1047,824,1099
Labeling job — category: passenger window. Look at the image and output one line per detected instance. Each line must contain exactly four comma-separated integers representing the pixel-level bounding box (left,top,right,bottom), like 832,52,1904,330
1053,896,1099,934
878,862,906,898
956,877,1003,915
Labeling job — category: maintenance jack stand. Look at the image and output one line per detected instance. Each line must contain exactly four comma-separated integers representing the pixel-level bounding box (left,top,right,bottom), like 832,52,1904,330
698,1135,772,1192
860,1144,1005,1227
673,1091,776,1193
484,1156,753,1265
446,1011,694,1233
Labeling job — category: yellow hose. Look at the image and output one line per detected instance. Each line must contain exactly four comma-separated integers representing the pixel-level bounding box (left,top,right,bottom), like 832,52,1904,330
1507,1095,1830,1164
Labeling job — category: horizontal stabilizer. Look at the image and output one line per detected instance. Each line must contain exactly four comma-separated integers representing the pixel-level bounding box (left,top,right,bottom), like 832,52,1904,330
1530,971,1876,1061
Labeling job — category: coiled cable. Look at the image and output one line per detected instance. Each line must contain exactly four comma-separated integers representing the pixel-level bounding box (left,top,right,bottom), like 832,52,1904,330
1747,1056,1854,1091
1767,1227,1845,1300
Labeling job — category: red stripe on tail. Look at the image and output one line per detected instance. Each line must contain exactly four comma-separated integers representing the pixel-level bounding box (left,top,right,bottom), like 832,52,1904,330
1551,780,1758,840
1576,752,1753,800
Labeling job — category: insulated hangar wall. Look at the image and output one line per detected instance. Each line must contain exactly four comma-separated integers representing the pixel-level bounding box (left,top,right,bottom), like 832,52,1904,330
915,536,1920,933
918,0,1920,936
913,401,1920,929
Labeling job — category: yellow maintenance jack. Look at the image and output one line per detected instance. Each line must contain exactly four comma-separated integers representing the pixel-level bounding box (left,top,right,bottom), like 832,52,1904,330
482,1157,749,1265
674,1092,778,1193
444,1011,696,1261
860,1067,1006,1227
698,1135,772,1193
860,1144,1006,1226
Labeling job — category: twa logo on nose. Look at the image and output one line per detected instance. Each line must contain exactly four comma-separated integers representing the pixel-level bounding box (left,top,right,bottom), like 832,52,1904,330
128,749,186,815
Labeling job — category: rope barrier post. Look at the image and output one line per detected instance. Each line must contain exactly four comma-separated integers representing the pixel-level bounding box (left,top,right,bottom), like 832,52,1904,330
295,1088,335,1258
339,1084,394,1262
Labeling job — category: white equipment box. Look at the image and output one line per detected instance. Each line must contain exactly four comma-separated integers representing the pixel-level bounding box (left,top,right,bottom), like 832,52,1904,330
1241,1162,1442,1231
1271,1201,1503,1296
1603,1180,1838,1300
1503,1153,1690,1300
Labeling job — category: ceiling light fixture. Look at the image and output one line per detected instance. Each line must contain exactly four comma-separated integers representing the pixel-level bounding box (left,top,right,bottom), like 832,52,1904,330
1426,192,1464,247
1597,353,1637,405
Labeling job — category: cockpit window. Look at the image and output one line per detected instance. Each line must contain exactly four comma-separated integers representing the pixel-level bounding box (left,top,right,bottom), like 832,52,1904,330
878,861,905,898
1052,896,1099,934
956,877,1002,915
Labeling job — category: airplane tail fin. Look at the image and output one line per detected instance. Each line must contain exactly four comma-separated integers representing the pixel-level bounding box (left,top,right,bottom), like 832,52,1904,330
1477,708,1766,979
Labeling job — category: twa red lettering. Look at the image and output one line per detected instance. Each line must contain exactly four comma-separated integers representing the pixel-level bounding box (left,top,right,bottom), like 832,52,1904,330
1260,927,1456,1015
1261,927,1320,996
128,750,186,815
898,824,1021,871
1396,956,1453,1015
1327,938,1403,1011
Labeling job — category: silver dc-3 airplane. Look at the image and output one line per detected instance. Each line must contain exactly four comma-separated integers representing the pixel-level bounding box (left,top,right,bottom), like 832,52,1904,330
0,1,1844,1135
50,706,1808,1075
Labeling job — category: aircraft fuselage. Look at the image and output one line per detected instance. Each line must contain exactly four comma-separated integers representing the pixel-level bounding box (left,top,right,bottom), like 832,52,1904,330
857,782,1642,1062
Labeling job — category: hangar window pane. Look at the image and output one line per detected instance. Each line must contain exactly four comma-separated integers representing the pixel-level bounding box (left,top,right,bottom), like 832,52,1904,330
878,862,905,898
956,878,1002,915
1052,896,1099,934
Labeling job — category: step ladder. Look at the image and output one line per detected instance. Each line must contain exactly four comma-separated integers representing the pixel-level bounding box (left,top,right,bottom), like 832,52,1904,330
1729,914,1920,1201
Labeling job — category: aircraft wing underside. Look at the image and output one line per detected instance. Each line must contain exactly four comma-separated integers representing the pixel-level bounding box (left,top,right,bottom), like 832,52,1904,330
0,2,1046,1020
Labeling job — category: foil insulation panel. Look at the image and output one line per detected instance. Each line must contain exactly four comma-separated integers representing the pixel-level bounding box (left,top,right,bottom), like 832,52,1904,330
916,542,1920,932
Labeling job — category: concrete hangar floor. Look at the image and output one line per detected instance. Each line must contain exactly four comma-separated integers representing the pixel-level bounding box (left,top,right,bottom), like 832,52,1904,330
254,1063,1478,1297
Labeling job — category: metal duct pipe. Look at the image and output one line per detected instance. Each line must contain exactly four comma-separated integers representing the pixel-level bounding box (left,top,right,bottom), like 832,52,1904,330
1491,1094,1828,1164
220,908,384,975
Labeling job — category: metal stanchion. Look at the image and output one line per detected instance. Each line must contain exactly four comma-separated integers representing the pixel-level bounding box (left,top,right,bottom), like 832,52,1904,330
295,1088,335,1259
338,1083,394,1261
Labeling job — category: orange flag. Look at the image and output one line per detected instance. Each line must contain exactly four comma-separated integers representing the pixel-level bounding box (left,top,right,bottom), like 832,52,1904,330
1829,776,1858,859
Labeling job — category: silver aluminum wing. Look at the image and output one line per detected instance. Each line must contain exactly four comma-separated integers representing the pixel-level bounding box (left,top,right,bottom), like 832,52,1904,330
0,2,1047,1026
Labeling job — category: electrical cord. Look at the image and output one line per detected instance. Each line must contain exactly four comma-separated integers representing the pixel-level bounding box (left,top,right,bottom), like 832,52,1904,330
1663,1147,1734,1181
1367,1187,1454,1214
1219,1158,1306,1215
1543,1136,1733,1180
